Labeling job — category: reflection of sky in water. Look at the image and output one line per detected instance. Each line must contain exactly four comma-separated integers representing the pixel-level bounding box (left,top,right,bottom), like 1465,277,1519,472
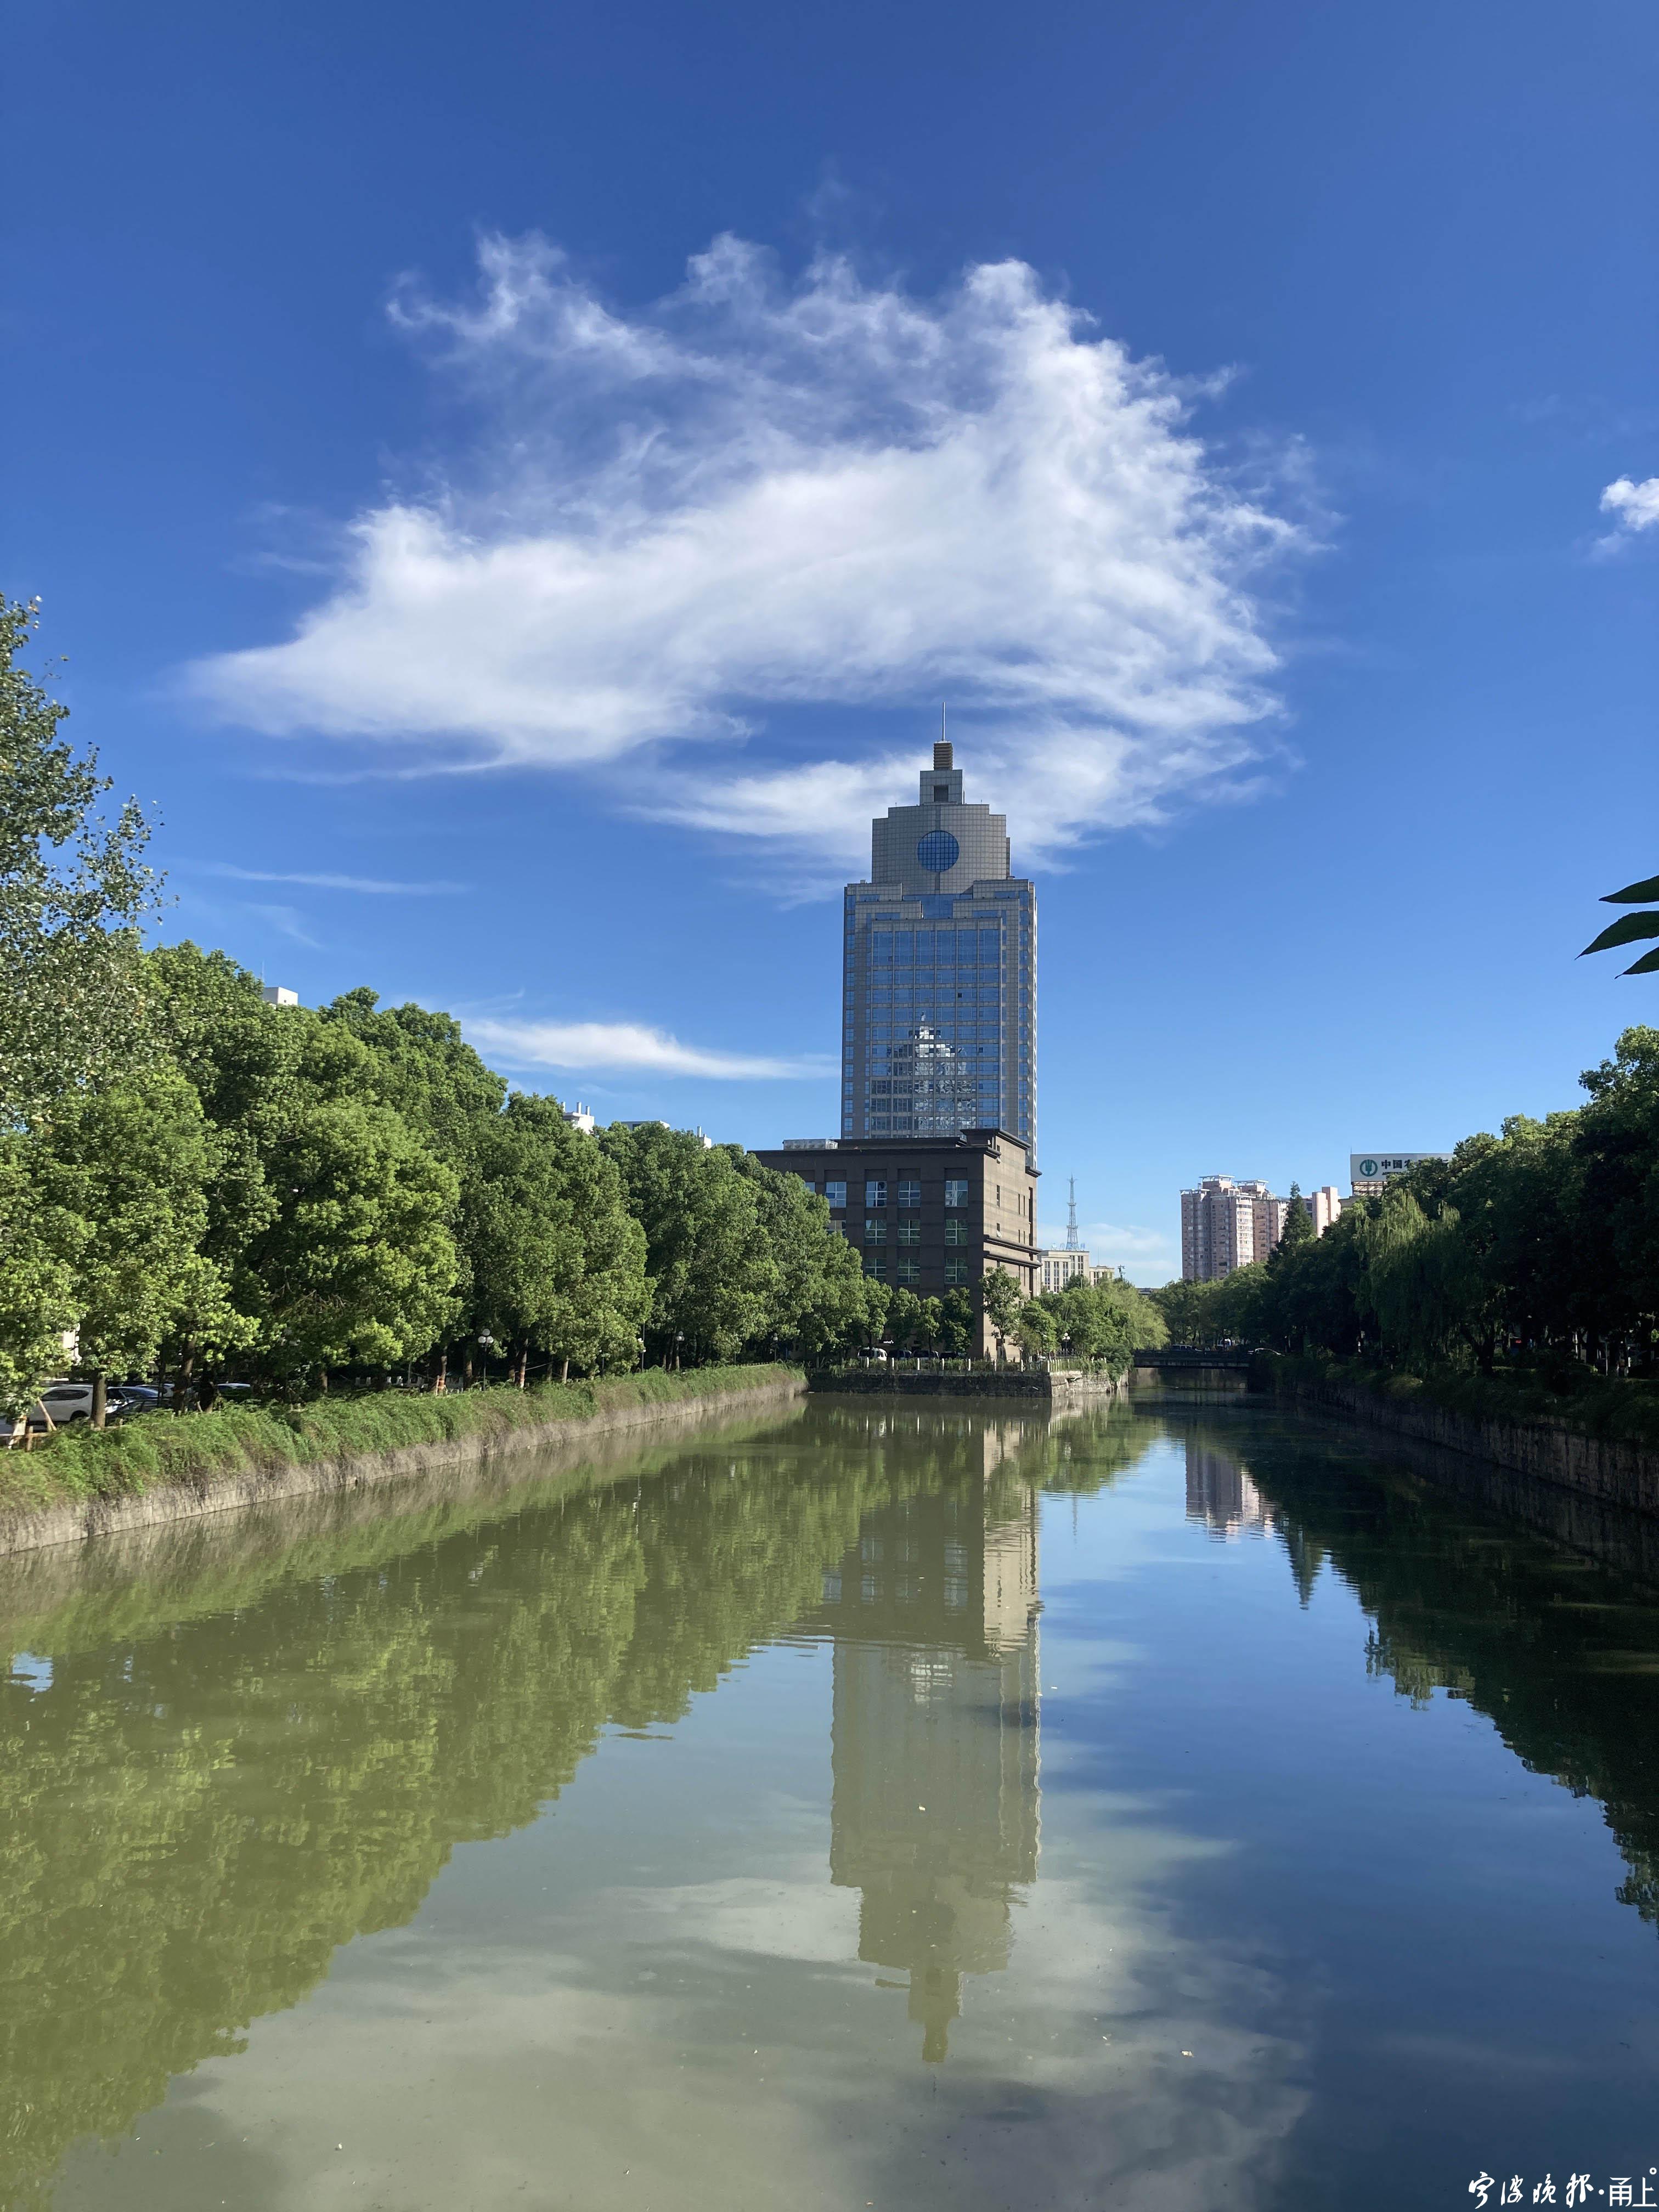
8,1651,52,1693
24,1408,1659,2211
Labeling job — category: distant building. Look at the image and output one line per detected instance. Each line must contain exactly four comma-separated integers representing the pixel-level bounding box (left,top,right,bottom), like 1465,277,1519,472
842,740,1037,1157
1180,1176,1289,1282
259,984,298,1006
1308,1185,1345,1235
1350,1152,1452,1197
561,1101,597,1136
1036,1248,1091,1293
758,1128,1037,1355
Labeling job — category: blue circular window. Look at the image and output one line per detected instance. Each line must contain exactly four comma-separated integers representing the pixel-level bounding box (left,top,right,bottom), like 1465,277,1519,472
917,830,960,873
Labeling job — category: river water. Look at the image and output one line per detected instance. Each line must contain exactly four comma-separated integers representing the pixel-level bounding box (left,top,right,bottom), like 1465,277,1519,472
4,1397,1659,2212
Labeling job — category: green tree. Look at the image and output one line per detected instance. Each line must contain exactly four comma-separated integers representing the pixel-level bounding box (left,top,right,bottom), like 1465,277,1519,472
0,1135,82,1419
937,1288,974,1358
1014,1299,1057,1359
978,1268,1024,1363
467,1094,649,1382
43,1066,248,1420
727,1151,870,1360
886,1286,923,1353
0,600,161,1128
0,602,164,1415
150,946,460,1383
1274,1183,1314,1262
599,1126,775,1364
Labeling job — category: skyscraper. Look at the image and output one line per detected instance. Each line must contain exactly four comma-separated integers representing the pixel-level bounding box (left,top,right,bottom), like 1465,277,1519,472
842,741,1037,1154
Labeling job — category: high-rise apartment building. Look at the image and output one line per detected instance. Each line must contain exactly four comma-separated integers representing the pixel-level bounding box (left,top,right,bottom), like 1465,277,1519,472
1180,1176,1290,1282
842,741,1036,1155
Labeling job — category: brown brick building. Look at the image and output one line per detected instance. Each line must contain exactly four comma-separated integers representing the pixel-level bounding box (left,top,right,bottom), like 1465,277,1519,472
756,1128,1038,1354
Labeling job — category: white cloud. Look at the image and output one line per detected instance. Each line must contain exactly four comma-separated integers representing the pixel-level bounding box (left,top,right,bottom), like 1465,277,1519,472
466,1014,831,1080
195,863,466,894
1600,475,1659,536
1037,1220,1173,1261
244,901,322,950
188,233,1308,860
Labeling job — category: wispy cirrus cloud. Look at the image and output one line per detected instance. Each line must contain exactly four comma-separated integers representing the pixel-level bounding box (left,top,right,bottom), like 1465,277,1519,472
186,232,1312,866
242,902,323,950
1600,474,1659,541
193,862,467,894
466,1015,831,1080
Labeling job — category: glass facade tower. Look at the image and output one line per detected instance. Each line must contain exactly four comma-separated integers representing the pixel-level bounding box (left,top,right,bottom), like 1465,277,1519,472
842,742,1036,1154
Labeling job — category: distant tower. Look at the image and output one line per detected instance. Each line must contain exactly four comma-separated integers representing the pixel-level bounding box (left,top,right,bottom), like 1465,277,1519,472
841,737,1037,1154
1065,1177,1080,1251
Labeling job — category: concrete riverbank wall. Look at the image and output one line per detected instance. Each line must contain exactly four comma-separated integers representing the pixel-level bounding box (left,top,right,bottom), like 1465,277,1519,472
808,1367,1125,1402
1276,1373,1659,1520
0,1370,809,1564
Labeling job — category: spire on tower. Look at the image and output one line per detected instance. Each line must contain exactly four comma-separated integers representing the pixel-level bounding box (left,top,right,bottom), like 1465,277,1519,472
1066,1177,1080,1250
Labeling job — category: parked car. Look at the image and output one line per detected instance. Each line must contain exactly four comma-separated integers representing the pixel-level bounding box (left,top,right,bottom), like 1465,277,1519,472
0,1381,97,1438
106,1385,160,1421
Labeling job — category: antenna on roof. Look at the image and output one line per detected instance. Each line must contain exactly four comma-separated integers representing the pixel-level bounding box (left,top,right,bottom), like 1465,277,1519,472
1066,1177,1081,1250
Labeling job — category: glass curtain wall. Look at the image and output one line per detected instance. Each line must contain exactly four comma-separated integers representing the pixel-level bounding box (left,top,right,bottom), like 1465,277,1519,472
861,924,1004,1137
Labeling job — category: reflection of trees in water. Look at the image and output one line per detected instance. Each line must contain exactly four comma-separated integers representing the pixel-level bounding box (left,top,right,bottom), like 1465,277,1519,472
1228,1421,1659,1939
0,1401,1165,2207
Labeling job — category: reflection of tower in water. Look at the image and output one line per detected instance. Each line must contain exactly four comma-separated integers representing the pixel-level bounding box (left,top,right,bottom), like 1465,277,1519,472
809,1465,1040,2062
1184,1437,1272,1538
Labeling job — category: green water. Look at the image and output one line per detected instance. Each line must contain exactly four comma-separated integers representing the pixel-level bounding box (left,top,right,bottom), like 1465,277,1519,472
4,1398,1659,2211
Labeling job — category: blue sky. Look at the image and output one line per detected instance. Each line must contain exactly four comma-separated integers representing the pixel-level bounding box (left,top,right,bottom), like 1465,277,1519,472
5,0,1655,1280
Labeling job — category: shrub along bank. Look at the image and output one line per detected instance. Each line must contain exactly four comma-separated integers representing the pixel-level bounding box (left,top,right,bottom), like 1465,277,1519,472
0,1364,802,1521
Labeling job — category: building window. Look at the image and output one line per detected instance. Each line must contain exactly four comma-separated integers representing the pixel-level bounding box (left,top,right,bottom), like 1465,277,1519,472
897,1178,922,1206
944,1219,968,1246
896,1259,921,1284
863,1256,884,1278
825,1180,847,1209
865,1179,887,1208
945,1259,969,1285
897,1219,921,1247
944,1178,969,1207
864,1218,888,1245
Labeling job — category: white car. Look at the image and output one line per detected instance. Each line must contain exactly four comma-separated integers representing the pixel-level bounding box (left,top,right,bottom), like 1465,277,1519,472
0,1380,98,1438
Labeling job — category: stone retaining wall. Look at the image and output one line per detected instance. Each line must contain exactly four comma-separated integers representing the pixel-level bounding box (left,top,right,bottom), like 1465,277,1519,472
809,1367,1125,1401
0,1373,809,1562
1280,1375,1659,1519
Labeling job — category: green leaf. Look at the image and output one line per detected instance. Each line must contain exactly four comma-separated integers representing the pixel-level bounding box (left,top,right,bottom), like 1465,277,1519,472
1621,946,1659,977
1581,912,1659,957
1602,873,1659,905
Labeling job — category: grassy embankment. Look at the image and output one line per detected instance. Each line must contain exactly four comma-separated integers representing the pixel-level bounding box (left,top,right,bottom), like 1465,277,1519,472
1262,1352,1659,1451
0,1364,802,1518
